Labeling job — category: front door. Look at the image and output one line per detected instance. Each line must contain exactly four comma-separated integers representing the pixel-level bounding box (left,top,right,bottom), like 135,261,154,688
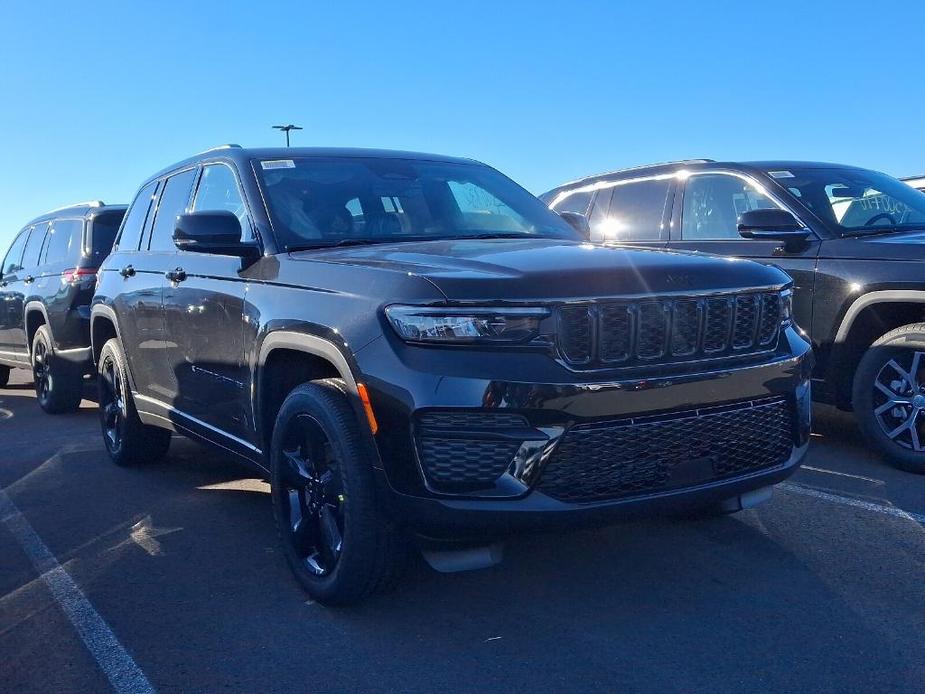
668,172,820,340
0,228,31,360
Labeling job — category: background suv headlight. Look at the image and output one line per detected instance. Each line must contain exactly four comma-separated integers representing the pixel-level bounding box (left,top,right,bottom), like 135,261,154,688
385,306,549,343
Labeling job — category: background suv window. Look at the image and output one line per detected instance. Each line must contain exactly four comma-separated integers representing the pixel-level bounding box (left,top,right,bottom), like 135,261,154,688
21,222,49,268
594,179,671,241
42,219,84,265
682,174,777,240
149,169,197,251
551,190,593,216
119,181,159,251
192,164,250,240
2,231,29,275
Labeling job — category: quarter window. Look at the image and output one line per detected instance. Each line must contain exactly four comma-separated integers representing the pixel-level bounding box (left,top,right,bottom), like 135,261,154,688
119,181,159,251
22,222,50,268
149,169,197,251
594,179,671,241
682,174,778,240
43,219,84,265
192,165,249,240
2,231,29,275
552,190,593,216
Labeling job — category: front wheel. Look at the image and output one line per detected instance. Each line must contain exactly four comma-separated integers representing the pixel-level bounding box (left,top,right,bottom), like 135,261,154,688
0,365,9,387
97,338,171,466
854,323,925,474
270,379,408,606
32,326,82,414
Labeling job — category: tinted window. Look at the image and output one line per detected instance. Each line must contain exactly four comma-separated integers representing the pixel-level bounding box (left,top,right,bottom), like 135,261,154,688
593,179,671,241
149,169,197,251
192,165,248,239
22,222,50,268
255,157,577,249
551,190,593,216
88,210,126,259
587,189,613,237
119,181,159,251
43,219,84,265
682,174,777,240
2,231,29,275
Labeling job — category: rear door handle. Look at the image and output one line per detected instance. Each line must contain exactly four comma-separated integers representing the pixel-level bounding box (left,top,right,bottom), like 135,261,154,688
23,275,34,284
165,267,187,283
119,265,136,278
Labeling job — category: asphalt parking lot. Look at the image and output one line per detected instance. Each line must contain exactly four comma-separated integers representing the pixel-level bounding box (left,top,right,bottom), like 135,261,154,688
1,369,923,693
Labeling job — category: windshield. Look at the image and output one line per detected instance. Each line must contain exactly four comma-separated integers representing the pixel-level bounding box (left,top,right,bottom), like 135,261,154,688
254,157,579,249
769,167,925,235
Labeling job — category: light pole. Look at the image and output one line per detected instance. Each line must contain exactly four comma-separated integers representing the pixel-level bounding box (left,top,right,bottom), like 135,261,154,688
272,124,303,147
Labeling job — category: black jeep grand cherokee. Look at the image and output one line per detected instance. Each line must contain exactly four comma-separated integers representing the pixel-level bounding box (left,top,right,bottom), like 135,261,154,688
91,146,811,604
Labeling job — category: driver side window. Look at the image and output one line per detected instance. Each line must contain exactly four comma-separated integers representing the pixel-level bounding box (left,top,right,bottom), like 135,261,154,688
192,165,251,240
682,174,778,240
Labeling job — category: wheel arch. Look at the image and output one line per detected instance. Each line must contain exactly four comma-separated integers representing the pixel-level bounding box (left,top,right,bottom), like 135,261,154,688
23,301,50,354
831,291,925,407
90,305,122,365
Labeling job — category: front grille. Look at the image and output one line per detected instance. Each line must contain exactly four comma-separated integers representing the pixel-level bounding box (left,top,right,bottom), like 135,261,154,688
557,290,784,369
537,397,793,503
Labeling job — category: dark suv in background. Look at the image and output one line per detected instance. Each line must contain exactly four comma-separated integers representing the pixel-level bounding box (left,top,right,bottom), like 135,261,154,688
92,146,811,604
0,201,126,411
544,160,925,472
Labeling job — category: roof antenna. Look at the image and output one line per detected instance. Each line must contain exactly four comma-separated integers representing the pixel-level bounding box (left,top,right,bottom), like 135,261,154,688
272,124,303,147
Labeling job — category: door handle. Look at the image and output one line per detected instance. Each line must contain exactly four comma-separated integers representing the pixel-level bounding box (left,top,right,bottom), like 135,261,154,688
119,265,136,278
165,267,187,283
24,275,34,284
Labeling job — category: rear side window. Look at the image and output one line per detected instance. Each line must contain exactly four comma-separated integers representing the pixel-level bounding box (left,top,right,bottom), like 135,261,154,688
551,189,593,216
597,179,672,241
42,219,84,265
21,222,50,268
149,169,197,251
119,181,159,251
2,230,29,275
87,210,126,260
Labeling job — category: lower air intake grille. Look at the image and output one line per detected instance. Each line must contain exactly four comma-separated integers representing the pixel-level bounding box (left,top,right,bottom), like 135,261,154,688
537,398,793,503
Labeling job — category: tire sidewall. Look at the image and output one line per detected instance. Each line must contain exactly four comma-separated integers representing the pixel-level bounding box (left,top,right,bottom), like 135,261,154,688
32,325,80,413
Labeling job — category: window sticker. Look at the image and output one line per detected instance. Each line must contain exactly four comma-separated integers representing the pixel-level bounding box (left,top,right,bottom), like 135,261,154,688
261,160,296,170
768,170,795,179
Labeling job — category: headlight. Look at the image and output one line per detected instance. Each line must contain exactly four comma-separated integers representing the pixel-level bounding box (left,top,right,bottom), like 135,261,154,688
781,289,793,326
385,306,549,343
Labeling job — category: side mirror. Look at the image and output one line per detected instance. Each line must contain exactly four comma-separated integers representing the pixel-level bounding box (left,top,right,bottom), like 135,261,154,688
558,211,591,239
174,211,258,259
737,209,810,243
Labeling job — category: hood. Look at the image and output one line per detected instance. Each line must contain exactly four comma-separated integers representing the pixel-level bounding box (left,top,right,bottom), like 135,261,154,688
823,230,925,261
290,238,789,301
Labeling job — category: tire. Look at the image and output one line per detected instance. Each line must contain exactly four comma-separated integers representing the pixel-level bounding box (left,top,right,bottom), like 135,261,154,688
270,379,408,606
32,325,82,414
0,365,9,387
854,323,925,474
97,338,171,466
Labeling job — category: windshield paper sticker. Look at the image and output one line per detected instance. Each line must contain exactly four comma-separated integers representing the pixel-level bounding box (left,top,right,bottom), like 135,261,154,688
768,170,795,179
261,160,295,170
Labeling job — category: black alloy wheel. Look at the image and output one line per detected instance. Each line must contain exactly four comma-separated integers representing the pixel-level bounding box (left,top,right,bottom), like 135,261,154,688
99,349,126,453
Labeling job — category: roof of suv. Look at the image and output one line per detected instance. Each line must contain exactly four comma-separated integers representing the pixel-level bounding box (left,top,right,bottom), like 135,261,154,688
144,145,481,186
22,201,128,229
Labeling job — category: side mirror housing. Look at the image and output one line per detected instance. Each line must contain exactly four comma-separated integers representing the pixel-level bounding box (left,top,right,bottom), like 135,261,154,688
174,211,259,260
737,209,810,243
558,211,591,239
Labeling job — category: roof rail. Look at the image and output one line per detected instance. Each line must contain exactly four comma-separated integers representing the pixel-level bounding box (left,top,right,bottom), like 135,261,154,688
901,174,925,182
197,144,243,155
553,159,715,190
42,200,105,215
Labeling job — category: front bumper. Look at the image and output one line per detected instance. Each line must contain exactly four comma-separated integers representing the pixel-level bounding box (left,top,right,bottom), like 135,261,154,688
357,326,813,536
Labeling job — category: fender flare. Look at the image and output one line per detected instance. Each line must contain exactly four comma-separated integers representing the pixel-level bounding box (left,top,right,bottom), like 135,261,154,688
23,301,52,352
835,290,925,344
256,330,360,395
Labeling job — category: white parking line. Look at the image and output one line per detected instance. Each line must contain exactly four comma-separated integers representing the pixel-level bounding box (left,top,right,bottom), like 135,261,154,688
0,488,154,694
780,483,925,524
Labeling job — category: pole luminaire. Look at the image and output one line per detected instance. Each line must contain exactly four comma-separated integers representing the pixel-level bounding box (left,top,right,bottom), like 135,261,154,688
273,124,303,147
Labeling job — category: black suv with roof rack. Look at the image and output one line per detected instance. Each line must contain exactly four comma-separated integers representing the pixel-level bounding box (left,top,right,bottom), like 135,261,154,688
0,201,126,411
91,146,811,605
544,160,925,473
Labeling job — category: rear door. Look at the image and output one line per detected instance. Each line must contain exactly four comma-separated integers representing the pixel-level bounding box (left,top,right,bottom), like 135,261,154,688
667,171,819,338
591,177,673,249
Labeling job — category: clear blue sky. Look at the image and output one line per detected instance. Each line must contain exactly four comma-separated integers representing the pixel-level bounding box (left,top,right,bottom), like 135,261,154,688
1,0,922,247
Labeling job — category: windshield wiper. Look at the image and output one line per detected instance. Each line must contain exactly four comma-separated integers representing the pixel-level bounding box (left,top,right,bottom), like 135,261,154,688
465,232,535,239
844,226,925,238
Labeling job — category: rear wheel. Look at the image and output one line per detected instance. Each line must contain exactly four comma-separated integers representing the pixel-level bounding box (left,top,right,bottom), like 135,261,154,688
270,379,408,605
0,365,9,387
32,325,82,414
97,338,171,466
854,323,925,474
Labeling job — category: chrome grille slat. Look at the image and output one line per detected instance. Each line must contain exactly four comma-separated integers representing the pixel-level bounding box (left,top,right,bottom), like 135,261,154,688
557,291,783,369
